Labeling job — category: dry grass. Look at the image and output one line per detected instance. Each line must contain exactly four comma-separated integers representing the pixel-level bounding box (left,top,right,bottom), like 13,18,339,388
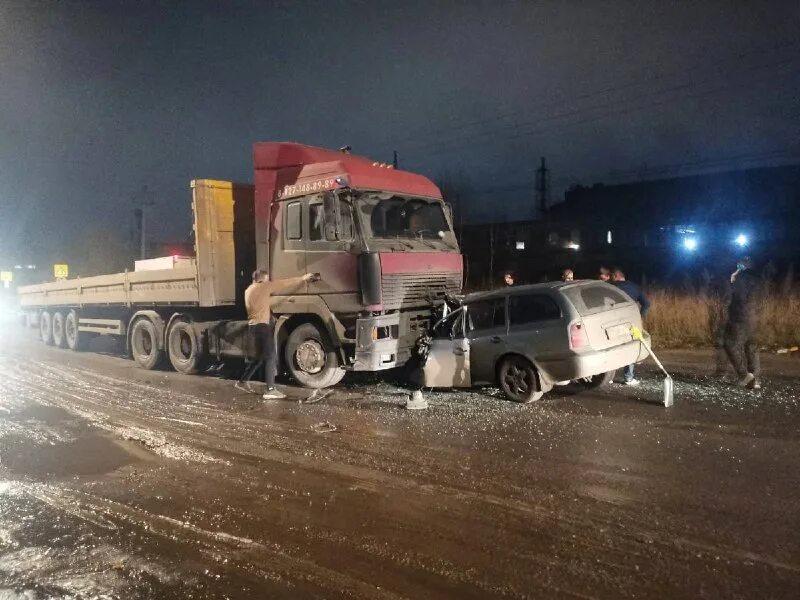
645,288,800,349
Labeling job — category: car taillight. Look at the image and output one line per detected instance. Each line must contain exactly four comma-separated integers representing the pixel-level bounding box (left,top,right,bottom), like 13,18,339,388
570,321,589,349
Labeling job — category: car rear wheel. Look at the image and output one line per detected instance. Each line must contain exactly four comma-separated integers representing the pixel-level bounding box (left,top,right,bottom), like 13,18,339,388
578,370,616,389
285,323,346,389
498,355,543,403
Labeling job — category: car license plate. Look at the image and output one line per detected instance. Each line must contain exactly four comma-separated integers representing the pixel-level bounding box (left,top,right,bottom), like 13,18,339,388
606,324,631,340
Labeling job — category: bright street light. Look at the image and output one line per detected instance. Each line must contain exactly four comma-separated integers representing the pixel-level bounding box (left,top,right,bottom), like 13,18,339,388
735,233,748,247
683,237,698,251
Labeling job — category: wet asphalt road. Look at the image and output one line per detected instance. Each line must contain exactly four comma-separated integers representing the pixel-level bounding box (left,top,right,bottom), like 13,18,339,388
1,325,799,599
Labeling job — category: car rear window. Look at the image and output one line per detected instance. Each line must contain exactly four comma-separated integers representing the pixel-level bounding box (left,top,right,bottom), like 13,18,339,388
508,294,561,325
563,283,631,316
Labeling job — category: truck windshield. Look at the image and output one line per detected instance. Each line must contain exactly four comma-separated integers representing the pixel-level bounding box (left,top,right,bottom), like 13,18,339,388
357,193,451,240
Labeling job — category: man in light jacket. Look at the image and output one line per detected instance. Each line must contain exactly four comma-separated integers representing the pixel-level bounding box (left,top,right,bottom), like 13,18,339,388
237,269,315,399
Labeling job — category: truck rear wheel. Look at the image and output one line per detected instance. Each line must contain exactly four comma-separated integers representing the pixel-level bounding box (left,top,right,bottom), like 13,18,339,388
52,312,67,348
65,310,87,351
40,311,53,345
285,323,346,389
167,320,206,374
130,318,164,370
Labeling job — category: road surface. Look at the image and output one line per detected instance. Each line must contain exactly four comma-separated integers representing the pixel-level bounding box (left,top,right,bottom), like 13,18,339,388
1,325,799,599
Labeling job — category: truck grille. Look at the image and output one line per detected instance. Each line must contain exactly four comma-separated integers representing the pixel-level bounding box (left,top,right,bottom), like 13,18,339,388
381,272,462,309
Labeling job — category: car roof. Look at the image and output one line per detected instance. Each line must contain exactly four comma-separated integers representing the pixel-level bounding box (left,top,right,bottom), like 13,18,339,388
464,279,605,303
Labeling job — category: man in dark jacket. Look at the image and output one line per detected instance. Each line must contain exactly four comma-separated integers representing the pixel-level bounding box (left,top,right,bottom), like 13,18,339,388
723,257,761,389
612,268,651,385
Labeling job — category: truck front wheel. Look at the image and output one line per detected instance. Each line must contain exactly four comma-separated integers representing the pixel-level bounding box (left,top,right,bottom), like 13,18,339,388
130,318,164,370
284,323,345,389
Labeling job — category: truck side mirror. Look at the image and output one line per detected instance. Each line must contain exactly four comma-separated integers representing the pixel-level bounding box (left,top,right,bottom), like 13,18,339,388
323,191,340,240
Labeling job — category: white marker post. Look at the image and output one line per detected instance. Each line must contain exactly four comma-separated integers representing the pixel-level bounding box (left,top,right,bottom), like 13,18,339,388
632,327,674,407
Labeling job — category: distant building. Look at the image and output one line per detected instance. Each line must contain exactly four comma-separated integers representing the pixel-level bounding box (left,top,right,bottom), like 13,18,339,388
456,163,800,288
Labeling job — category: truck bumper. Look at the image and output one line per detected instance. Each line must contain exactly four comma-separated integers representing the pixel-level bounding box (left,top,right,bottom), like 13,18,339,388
351,313,412,371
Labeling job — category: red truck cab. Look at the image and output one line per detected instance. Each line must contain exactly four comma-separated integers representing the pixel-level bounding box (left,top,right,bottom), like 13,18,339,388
253,143,463,387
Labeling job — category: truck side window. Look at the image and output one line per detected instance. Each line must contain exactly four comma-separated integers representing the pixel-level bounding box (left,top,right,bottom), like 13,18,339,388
508,294,561,325
311,198,354,242
309,203,324,241
286,202,302,240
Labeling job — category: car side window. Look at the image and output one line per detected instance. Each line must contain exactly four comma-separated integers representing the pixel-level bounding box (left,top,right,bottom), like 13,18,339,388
467,298,506,332
434,308,466,338
286,201,302,240
508,294,561,325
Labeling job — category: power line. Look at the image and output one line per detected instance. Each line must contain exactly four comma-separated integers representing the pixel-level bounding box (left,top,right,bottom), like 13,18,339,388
401,56,800,157
457,146,800,200
392,38,800,148
402,62,800,173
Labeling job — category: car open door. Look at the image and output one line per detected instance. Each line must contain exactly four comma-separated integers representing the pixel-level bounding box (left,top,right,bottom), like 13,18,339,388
421,308,471,387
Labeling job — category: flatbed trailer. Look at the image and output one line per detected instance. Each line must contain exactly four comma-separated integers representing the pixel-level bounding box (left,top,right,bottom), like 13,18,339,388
19,179,257,372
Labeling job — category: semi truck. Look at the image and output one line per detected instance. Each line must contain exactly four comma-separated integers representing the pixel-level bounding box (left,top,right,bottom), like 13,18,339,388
18,142,463,388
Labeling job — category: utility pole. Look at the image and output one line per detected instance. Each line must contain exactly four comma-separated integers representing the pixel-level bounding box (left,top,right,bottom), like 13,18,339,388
392,149,398,169
535,156,549,217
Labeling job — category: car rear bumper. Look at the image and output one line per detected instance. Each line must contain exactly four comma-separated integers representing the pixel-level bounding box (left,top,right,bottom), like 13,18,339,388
536,337,650,383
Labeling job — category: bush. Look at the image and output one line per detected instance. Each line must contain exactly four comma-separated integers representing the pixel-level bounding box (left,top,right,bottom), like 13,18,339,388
645,287,800,349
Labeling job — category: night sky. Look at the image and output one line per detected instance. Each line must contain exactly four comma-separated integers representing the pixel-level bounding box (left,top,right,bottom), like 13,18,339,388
2,0,800,265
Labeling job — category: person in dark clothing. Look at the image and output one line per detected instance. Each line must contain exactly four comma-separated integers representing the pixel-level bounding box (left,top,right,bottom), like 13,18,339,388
612,268,651,385
723,257,761,389
711,277,733,376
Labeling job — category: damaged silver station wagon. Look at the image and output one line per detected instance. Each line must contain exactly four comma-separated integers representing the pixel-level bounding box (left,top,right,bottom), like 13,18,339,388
416,281,650,402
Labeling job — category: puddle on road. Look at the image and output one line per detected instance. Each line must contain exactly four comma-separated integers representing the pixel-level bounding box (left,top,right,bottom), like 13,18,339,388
0,432,143,478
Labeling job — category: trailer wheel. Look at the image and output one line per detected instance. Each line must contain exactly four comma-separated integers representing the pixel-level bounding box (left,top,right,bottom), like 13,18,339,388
285,323,346,389
52,311,67,348
167,320,206,375
130,318,164,370
65,310,87,351
40,311,53,345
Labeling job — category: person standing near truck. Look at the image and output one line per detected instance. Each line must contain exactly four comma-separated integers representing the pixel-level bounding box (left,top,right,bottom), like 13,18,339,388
723,256,761,389
237,269,316,399
612,267,651,385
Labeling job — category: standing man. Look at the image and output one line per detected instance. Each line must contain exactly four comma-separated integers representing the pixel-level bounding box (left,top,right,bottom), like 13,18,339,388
723,256,760,389
562,268,574,282
237,269,316,399
612,267,651,386
503,272,515,287
598,267,611,282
